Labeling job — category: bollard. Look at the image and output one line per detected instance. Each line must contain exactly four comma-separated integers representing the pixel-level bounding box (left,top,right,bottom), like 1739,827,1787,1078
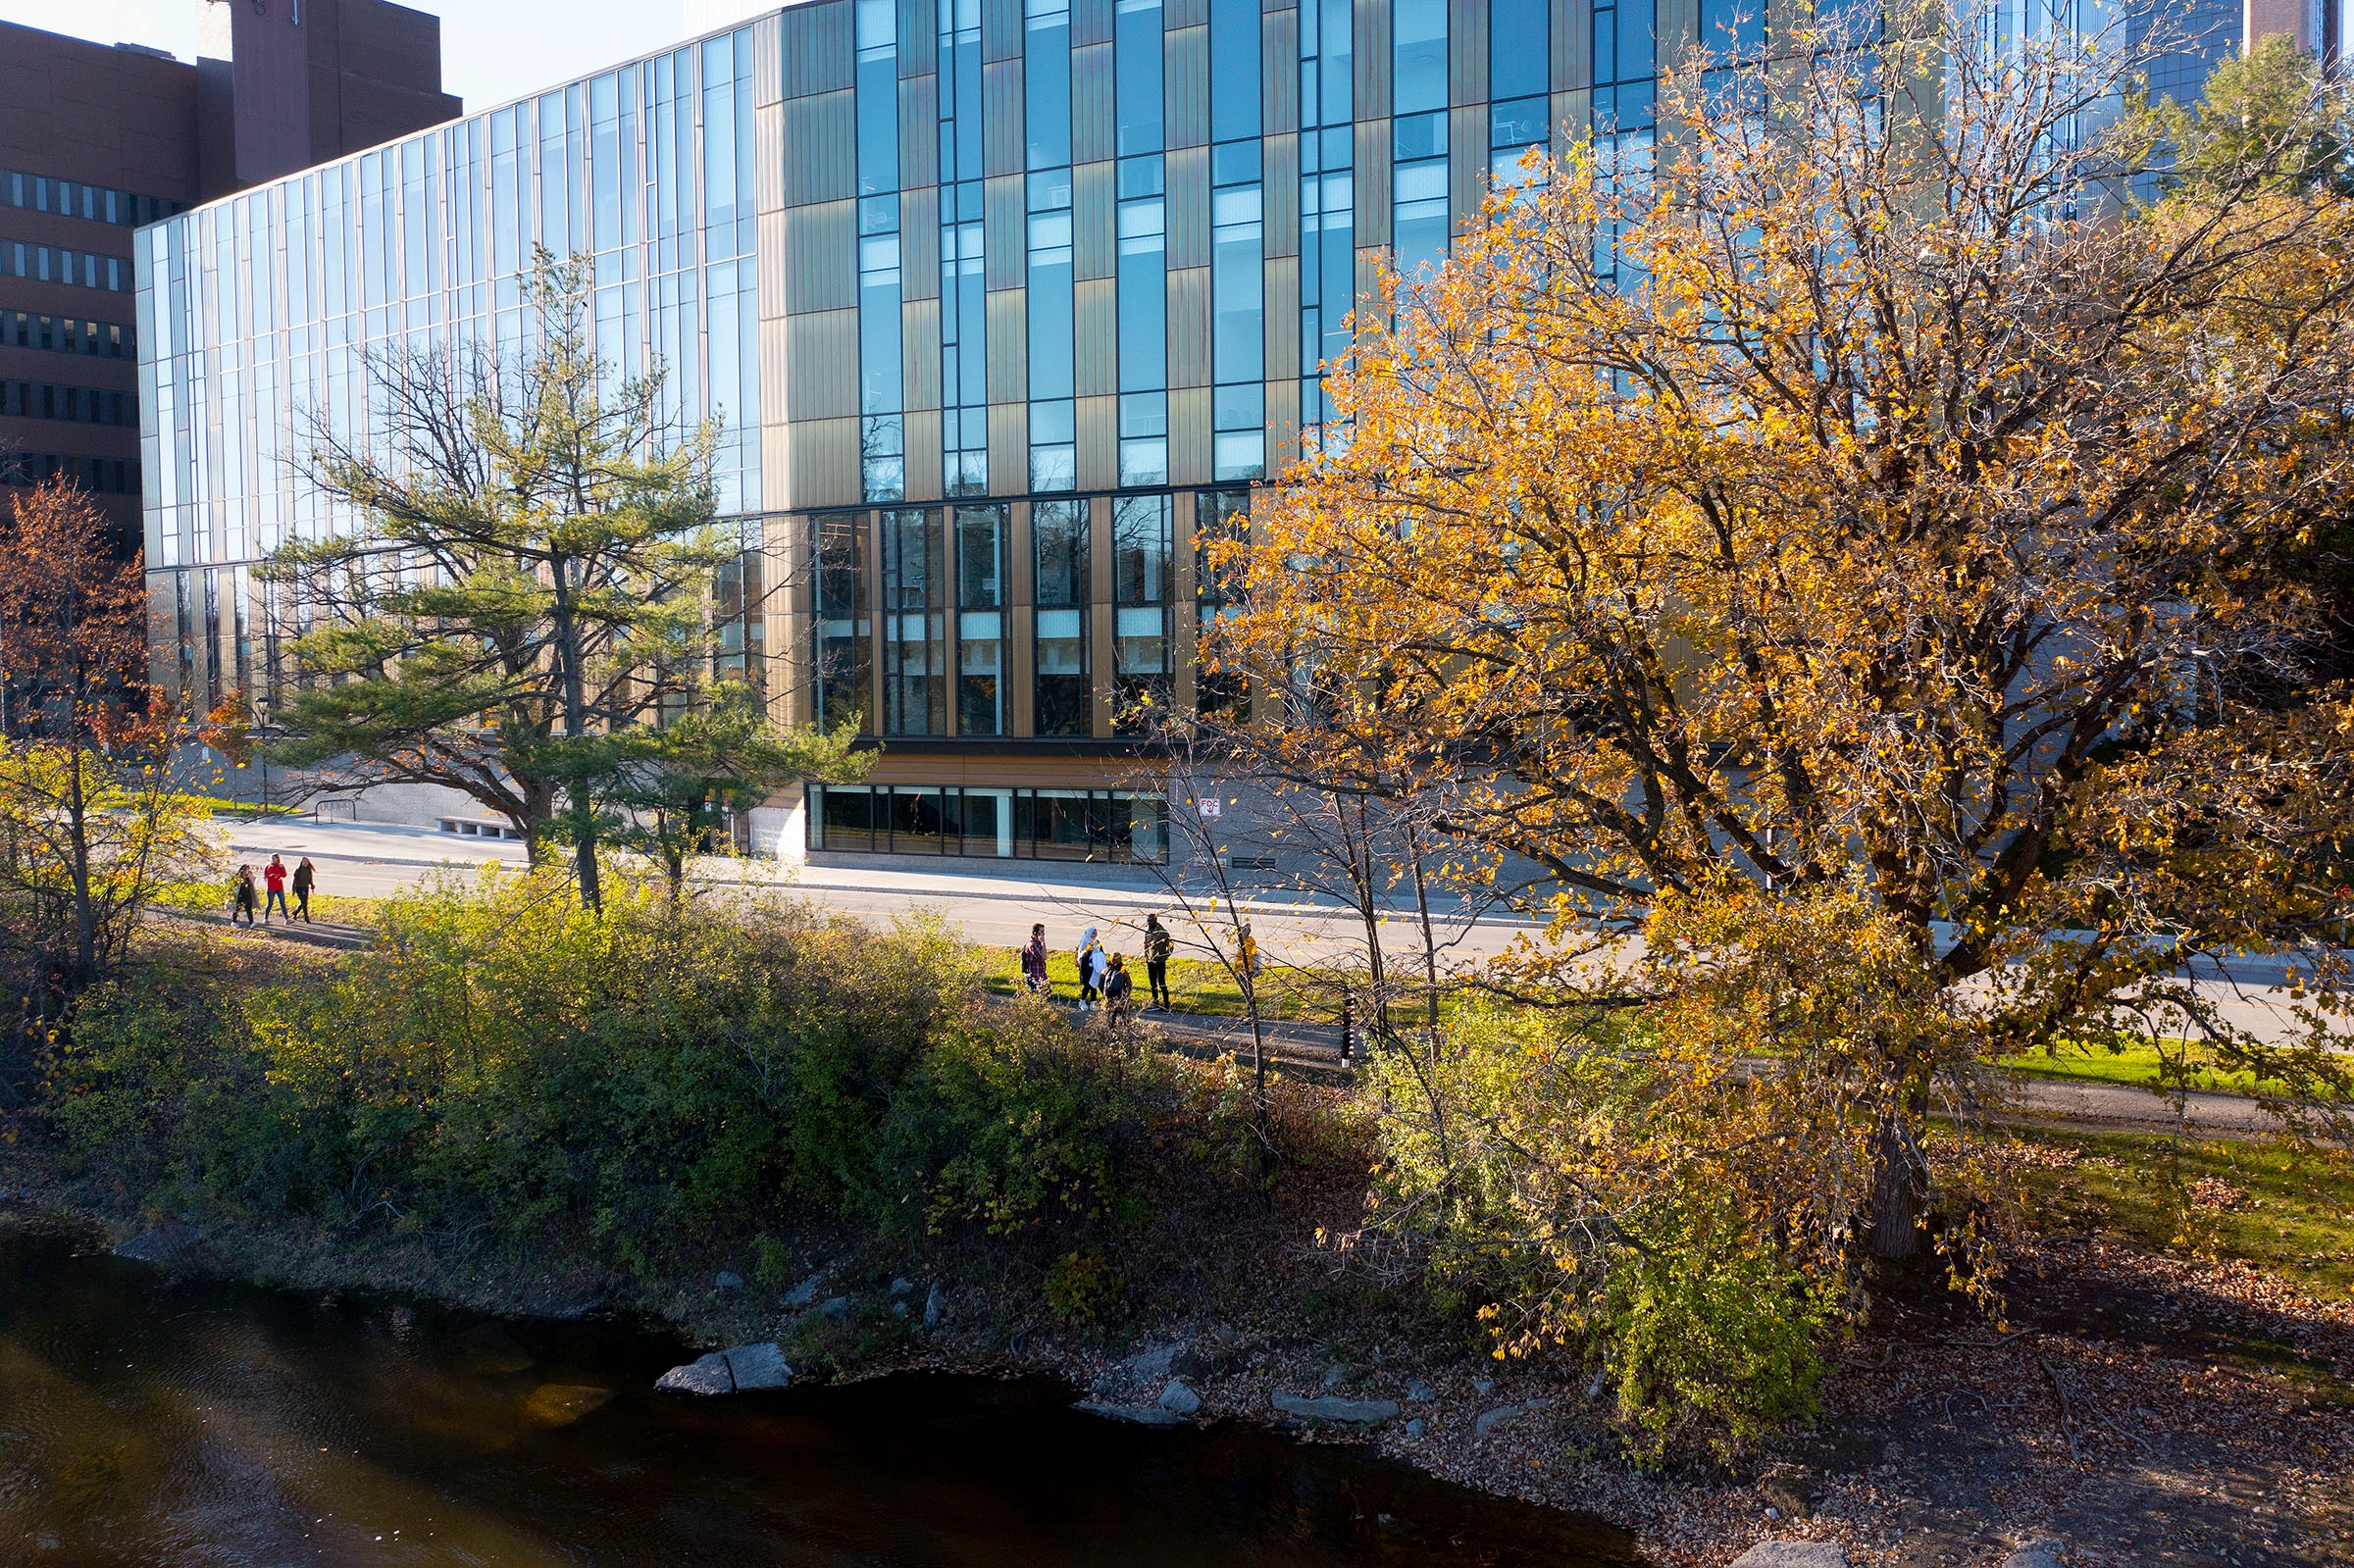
1339,990,1356,1069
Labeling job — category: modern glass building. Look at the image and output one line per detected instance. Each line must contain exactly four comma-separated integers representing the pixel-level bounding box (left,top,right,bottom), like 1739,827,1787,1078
141,0,1614,862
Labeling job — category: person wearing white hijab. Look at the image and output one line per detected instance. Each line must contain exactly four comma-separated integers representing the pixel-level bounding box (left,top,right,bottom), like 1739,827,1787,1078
1075,926,1104,1010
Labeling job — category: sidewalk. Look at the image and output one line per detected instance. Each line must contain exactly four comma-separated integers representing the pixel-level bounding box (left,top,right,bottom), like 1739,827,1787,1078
206,816,1540,927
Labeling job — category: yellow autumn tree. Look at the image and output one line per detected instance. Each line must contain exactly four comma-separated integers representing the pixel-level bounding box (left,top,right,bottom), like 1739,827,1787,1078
1213,2,2354,1439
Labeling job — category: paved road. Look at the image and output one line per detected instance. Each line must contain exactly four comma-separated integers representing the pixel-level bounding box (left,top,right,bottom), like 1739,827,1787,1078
211,818,2347,1047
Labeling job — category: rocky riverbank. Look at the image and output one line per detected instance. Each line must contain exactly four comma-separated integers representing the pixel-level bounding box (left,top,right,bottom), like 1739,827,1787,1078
6,1138,2346,1568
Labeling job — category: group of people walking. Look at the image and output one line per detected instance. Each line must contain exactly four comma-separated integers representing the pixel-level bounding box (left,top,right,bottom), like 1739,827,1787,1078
230,853,318,926
1018,913,1259,1022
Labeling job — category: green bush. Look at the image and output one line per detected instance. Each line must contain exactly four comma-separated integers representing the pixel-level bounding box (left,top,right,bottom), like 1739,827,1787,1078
1363,1003,1840,1460
48,869,1237,1279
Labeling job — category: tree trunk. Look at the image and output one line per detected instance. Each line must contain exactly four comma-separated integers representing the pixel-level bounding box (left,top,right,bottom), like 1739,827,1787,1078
1867,1106,1928,1260
548,558,603,912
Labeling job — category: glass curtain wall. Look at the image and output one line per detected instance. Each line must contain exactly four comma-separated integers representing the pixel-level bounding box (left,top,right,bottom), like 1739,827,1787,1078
881,507,948,734
1299,0,1354,429
941,0,989,494
1033,497,1092,734
1028,0,1077,489
955,503,1007,734
859,0,906,500
143,26,763,706
1111,492,1171,727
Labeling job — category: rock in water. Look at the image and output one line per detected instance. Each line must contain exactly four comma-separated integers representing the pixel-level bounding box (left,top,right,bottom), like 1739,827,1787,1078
722,1342,793,1391
654,1342,793,1395
520,1384,618,1427
1270,1392,1401,1424
655,1351,737,1395
1157,1380,1203,1415
114,1226,202,1267
1728,1544,1849,1568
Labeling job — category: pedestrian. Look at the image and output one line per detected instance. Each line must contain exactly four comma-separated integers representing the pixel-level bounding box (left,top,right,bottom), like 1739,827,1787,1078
1076,926,1103,1010
1144,913,1174,1012
1021,923,1050,997
1103,953,1135,1024
291,856,317,923
231,864,258,926
262,854,290,924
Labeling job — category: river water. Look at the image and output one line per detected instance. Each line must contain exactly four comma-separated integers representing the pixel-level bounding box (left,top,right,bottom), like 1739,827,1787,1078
0,1230,1635,1565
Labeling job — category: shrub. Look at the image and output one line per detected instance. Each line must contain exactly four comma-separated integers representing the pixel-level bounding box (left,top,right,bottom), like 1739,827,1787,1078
1362,1003,1844,1460
49,869,1249,1282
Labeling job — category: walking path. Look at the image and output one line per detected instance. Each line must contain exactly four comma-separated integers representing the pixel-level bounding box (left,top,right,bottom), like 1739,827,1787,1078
204,818,2343,1047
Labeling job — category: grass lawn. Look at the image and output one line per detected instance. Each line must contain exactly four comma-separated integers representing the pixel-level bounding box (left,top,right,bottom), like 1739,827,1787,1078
973,944,1478,1028
2005,1123,2354,1303
975,947,1325,1019
1997,1038,2337,1099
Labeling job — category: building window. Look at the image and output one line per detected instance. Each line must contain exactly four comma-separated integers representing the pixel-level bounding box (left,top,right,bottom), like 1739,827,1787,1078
859,0,905,502
1116,155,1167,396
1116,0,1165,157
1033,497,1092,736
1209,0,1261,144
815,513,872,734
881,507,947,735
1490,0,1551,185
1119,391,1168,486
1211,143,1264,481
1027,0,1073,170
811,784,1166,862
942,0,988,495
1197,486,1251,720
1111,493,1171,730
1393,0,1449,277
1300,0,1354,429
1028,168,1076,487
955,503,1008,735
1594,0,1658,135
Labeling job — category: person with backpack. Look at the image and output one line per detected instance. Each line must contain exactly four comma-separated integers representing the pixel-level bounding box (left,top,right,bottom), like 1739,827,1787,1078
1103,953,1136,1024
1144,914,1174,1012
1021,923,1050,997
1075,927,1104,1011
291,856,317,923
230,865,258,926
262,854,291,924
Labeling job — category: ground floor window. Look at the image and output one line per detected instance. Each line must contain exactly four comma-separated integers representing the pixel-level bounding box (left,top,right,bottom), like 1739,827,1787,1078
809,784,1166,864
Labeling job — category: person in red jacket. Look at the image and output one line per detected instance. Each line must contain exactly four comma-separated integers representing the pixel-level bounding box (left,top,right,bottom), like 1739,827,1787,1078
1021,924,1050,997
262,854,290,924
